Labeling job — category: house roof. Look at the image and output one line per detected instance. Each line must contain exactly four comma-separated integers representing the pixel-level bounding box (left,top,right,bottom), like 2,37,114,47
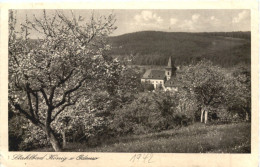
142,69,152,78
142,69,165,80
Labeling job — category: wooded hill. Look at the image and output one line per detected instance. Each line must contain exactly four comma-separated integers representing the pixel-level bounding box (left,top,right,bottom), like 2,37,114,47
107,31,251,67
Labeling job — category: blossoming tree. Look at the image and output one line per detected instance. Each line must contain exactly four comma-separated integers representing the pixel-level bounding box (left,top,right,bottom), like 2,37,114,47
8,10,117,151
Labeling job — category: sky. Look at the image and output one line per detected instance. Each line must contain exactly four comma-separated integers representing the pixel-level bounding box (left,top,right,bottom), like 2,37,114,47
14,9,251,38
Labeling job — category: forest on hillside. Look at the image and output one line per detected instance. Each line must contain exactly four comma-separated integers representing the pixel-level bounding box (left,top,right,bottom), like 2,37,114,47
27,31,251,68
108,31,251,67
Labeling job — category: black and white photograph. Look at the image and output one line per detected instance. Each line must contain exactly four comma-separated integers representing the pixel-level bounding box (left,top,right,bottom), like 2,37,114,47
7,8,252,154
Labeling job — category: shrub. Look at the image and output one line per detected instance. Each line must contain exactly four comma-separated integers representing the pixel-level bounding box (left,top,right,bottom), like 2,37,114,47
19,124,49,150
172,113,192,127
142,83,155,92
8,114,26,151
111,91,191,135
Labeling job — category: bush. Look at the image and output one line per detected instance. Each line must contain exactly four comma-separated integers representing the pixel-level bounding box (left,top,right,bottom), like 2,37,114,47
172,113,192,127
141,83,155,92
9,114,25,151
111,91,192,135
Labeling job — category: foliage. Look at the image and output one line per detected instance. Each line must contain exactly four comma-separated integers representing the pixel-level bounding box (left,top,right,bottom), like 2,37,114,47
174,60,228,120
111,91,190,135
175,88,198,122
9,10,251,150
8,9,117,151
9,108,49,151
20,61,143,149
141,82,155,92
8,111,28,151
20,122,49,150
226,65,251,121
174,60,251,122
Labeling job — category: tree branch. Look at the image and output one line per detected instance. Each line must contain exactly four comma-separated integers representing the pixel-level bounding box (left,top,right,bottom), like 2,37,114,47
58,69,74,87
31,91,39,119
51,100,76,122
49,69,75,104
26,89,35,119
54,76,89,108
40,88,50,106
9,97,43,126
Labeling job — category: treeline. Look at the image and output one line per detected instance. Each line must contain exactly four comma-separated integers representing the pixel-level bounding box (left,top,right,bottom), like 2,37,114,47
195,31,251,40
27,31,251,67
108,31,251,67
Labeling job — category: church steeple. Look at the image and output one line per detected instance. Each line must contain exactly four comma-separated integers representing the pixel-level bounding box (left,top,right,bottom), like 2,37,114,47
167,56,172,67
165,57,172,81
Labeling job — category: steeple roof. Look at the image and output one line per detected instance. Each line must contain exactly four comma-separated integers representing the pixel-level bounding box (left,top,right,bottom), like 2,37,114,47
166,57,172,68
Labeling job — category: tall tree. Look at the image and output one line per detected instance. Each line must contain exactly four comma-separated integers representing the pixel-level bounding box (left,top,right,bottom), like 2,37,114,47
226,65,251,121
175,60,230,124
8,10,116,151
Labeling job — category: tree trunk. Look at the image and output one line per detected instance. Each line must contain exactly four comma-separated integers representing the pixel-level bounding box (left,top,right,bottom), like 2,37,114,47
204,110,208,124
245,112,249,122
73,134,76,143
243,107,250,122
46,126,62,152
62,130,66,148
201,109,205,123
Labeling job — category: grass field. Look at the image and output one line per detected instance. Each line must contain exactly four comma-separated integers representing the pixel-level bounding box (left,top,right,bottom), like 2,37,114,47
35,122,250,153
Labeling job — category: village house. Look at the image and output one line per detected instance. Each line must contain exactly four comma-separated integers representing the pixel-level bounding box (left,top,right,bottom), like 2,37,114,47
141,57,178,91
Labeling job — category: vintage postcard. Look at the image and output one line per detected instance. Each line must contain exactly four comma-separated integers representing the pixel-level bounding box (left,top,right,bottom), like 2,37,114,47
0,1,259,167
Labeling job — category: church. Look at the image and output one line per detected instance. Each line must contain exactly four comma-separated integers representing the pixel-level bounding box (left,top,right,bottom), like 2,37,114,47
141,57,178,91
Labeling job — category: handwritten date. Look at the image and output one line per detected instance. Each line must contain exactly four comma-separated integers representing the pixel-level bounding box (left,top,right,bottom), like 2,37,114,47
129,153,153,163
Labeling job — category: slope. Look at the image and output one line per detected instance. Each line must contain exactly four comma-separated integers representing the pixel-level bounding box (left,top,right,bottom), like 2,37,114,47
107,31,251,67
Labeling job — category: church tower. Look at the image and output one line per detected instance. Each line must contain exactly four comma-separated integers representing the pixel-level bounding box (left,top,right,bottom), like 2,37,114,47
165,57,172,81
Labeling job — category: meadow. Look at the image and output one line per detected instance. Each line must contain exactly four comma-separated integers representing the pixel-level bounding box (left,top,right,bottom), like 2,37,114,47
35,122,250,153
